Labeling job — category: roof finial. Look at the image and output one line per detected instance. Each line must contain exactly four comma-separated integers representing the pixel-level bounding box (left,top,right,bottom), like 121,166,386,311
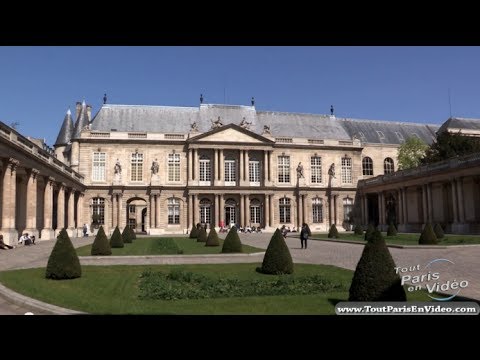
200,93,204,104
330,105,334,116
67,108,71,116
251,97,255,106
82,99,86,106
103,93,107,104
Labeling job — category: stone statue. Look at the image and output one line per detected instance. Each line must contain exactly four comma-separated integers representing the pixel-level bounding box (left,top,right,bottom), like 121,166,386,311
239,117,252,130
114,159,122,174
296,162,304,178
211,116,223,129
190,121,198,132
262,124,271,135
328,163,336,178
151,158,159,174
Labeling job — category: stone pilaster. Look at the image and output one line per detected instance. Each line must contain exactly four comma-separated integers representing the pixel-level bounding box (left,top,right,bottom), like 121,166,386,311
1,158,19,244
41,176,55,240
25,168,40,239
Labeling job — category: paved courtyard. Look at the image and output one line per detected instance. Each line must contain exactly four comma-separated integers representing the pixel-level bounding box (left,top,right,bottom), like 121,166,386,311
0,233,479,314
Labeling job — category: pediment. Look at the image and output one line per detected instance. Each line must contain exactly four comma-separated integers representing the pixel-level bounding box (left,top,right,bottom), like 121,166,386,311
189,124,274,144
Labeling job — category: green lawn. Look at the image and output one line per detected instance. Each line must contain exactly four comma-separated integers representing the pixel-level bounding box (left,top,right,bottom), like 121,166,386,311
76,237,263,256
310,232,480,245
0,264,434,314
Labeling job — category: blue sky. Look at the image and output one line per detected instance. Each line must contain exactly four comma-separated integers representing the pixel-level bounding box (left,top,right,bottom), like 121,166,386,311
1,46,480,146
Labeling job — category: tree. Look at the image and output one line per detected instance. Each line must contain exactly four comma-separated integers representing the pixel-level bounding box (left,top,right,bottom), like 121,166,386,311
196,227,207,242
397,137,428,170
91,226,112,255
419,223,438,245
45,229,82,279
328,224,339,238
349,230,406,301
205,226,220,246
423,131,480,164
122,226,132,243
110,226,124,248
258,229,294,274
221,227,243,253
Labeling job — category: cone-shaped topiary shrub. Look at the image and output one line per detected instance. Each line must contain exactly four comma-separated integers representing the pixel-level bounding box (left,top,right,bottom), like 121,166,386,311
258,228,294,274
129,226,136,240
221,226,242,253
45,228,81,279
110,226,124,248
91,226,112,256
419,223,438,245
122,226,132,243
205,226,220,246
196,227,207,242
349,230,406,301
354,224,363,235
364,223,376,242
189,225,199,239
328,224,339,238
433,223,444,239
387,222,397,236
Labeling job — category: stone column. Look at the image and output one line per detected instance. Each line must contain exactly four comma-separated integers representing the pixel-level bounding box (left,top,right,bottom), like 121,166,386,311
219,149,224,182
302,194,307,225
1,158,19,244
149,194,154,230
422,185,428,224
427,183,433,222
268,151,272,182
245,195,250,227
112,193,118,228
457,177,465,223
239,150,244,183
76,193,84,232
188,194,193,228
67,189,75,229
264,195,270,228
451,180,458,223
188,149,193,182
239,194,244,227
297,194,303,228
41,176,55,240
402,187,408,225
192,194,198,226
219,194,225,226
193,149,198,181
25,168,40,238
155,194,160,228
244,150,249,182
333,194,338,225
118,193,125,230
56,183,66,234
269,194,275,227
263,151,268,185
214,150,218,184
214,194,219,228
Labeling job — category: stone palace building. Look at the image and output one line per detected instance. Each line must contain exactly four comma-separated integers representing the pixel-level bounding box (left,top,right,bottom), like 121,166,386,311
0,98,447,244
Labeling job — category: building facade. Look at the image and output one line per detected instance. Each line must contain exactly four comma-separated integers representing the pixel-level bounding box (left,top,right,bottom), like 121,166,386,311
50,100,438,235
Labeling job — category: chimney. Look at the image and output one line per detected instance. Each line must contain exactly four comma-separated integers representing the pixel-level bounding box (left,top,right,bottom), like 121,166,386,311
86,105,92,122
75,102,82,119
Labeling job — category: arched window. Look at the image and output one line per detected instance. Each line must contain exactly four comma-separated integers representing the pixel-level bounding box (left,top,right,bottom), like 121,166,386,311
312,197,323,223
92,197,105,225
199,198,211,225
199,155,211,184
384,157,394,174
168,198,180,224
279,197,291,223
362,157,373,176
250,199,261,224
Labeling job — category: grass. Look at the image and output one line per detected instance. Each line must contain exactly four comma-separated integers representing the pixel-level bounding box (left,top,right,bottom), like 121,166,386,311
76,237,263,256
310,232,480,245
0,263,434,314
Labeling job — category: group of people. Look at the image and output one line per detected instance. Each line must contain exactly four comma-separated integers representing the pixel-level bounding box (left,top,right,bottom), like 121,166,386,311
0,232,37,250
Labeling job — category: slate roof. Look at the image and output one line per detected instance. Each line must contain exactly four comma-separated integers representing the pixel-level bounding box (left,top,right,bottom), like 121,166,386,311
88,103,441,145
54,110,74,146
437,117,480,134
72,101,90,140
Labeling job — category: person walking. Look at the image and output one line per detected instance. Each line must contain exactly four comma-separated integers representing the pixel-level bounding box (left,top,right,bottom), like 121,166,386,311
300,223,309,249
83,224,88,237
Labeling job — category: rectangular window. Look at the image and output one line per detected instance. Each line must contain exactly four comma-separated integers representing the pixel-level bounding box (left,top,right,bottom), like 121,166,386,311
199,159,211,184
279,198,291,223
168,153,181,182
92,152,106,181
341,157,352,184
278,156,290,183
250,206,261,223
312,202,323,223
131,153,143,182
249,160,260,185
200,206,211,225
310,156,322,183
92,198,105,225
168,198,180,224
225,160,236,185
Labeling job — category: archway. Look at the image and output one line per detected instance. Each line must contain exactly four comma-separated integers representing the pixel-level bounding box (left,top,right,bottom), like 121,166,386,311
225,198,237,226
126,197,147,233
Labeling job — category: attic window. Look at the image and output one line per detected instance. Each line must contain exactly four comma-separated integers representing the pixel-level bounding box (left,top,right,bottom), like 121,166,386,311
411,133,420,138
395,132,404,141
376,131,385,140
358,132,366,142
111,129,117,131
